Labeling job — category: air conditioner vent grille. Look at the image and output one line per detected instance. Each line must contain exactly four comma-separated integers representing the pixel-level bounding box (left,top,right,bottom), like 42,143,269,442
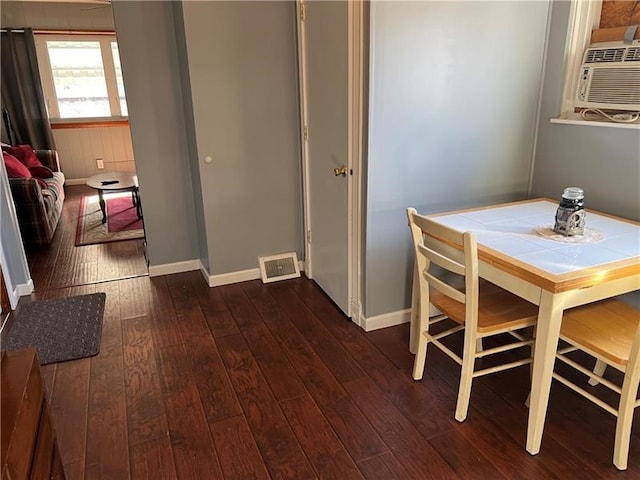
258,252,301,283
626,47,640,62
586,68,640,105
585,48,625,63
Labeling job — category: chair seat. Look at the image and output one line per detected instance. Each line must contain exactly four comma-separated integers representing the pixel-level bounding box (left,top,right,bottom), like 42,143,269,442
552,298,640,470
431,286,538,334
561,299,639,367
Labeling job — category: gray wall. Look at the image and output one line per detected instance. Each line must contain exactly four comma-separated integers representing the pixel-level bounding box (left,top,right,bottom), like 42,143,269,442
364,1,550,317
1,1,114,29
171,2,209,271
179,1,303,275
531,0,640,222
111,1,199,267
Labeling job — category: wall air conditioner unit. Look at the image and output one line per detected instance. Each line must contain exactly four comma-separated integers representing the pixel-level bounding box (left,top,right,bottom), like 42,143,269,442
575,42,640,112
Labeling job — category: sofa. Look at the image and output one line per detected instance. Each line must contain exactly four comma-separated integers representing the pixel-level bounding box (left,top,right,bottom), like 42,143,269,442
6,149,65,247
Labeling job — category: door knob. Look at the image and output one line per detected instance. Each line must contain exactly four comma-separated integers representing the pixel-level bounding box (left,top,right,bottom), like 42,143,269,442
333,166,348,177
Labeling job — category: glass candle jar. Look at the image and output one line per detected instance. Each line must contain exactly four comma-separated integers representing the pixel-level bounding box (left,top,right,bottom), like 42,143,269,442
554,187,585,236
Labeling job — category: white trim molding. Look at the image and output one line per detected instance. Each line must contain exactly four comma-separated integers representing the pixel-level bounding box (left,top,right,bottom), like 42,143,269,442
559,0,603,116
151,259,306,288
349,299,364,328
361,303,441,332
205,267,261,288
362,308,412,332
148,259,200,277
8,279,35,309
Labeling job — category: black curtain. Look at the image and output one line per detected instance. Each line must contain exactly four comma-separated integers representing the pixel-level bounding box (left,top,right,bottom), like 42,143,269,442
0,28,55,149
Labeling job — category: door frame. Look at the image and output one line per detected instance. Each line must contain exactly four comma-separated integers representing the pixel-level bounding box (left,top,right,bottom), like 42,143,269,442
295,0,365,323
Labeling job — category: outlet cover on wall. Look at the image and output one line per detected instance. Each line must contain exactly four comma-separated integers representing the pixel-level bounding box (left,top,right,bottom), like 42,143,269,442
96,158,104,169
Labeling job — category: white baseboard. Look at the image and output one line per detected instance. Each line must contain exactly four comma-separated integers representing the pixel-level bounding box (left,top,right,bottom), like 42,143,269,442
361,304,440,332
9,279,34,309
349,299,364,328
65,178,88,186
150,258,304,286
362,308,412,332
198,261,210,284
148,259,200,277
205,267,262,287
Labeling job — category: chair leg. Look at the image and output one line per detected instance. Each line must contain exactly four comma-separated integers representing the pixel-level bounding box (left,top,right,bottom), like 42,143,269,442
613,414,632,470
589,359,607,386
476,338,483,353
613,366,640,470
413,284,432,380
412,332,428,380
455,332,476,422
525,330,536,408
409,263,420,354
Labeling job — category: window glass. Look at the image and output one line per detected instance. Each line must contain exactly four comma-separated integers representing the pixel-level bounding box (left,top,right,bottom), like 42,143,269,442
47,40,110,118
111,41,128,116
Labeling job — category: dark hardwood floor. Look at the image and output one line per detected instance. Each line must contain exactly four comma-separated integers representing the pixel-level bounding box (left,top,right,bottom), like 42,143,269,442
26,184,148,291
10,186,640,479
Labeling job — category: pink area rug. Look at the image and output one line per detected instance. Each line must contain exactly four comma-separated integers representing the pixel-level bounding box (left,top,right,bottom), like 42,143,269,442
76,193,144,246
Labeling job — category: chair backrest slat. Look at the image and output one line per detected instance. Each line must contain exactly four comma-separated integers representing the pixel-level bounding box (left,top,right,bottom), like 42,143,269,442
424,270,466,303
417,243,465,276
407,207,479,327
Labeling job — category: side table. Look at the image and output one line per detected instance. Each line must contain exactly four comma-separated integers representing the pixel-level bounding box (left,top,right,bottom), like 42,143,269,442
86,172,141,224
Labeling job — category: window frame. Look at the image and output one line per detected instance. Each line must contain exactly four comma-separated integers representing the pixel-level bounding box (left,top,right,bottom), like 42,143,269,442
558,0,603,118
35,32,127,123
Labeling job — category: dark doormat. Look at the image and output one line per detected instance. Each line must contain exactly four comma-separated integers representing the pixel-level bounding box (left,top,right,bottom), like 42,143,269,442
3,293,106,365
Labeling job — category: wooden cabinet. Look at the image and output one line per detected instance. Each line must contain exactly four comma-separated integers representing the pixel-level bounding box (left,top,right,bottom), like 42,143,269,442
1,348,65,480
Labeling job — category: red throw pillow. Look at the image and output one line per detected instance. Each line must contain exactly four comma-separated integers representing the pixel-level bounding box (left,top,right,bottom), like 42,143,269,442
29,165,54,179
2,145,43,168
3,152,32,178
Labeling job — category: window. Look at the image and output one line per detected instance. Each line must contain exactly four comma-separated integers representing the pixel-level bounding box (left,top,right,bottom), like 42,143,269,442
559,1,603,118
35,34,128,121
111,41,127,116
558,0,640,124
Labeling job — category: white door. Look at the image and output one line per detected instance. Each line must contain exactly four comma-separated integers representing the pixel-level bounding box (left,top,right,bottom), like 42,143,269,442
298,1,363,317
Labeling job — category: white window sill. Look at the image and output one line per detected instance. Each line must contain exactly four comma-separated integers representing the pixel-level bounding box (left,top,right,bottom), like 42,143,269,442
551,113,640,130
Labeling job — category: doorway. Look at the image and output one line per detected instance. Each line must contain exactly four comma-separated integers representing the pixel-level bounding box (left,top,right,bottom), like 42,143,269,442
1,1,147,293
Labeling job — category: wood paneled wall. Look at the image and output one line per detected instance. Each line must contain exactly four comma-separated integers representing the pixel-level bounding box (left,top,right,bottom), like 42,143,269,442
53,126,136,182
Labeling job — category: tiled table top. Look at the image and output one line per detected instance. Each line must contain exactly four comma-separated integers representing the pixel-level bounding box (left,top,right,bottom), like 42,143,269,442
432,199,640,275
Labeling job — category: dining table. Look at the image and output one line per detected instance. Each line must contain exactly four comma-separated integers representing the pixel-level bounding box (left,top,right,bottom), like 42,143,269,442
409,198,640,455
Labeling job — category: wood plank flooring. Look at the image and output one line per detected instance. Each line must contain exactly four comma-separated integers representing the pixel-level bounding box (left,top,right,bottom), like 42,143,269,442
9,185,640,479
13,273,637,479
25,185,148,291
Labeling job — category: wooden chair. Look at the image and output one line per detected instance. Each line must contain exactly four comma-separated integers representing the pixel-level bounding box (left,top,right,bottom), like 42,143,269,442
407,207,538,421
553,298,640,470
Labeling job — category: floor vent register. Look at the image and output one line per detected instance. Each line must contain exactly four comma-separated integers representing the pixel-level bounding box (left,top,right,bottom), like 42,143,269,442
258,252,301,283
